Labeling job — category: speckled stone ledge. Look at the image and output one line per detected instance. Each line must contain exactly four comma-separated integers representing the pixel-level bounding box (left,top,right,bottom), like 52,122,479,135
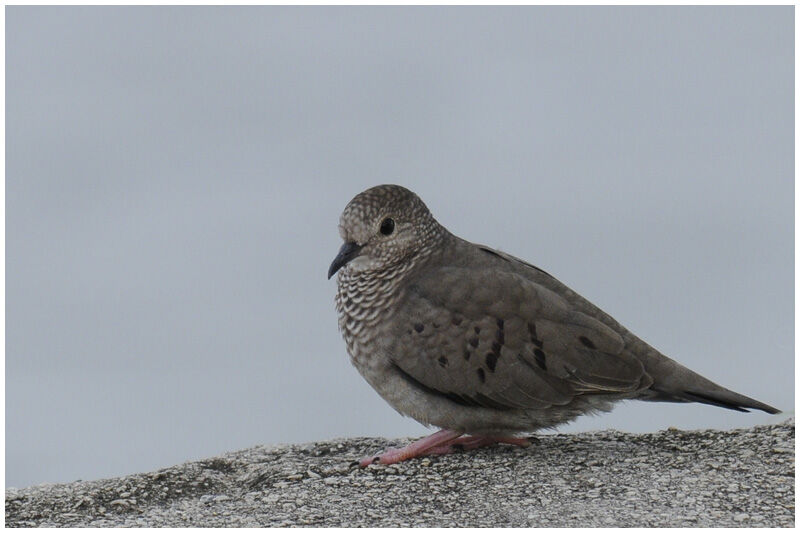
6,420,794,527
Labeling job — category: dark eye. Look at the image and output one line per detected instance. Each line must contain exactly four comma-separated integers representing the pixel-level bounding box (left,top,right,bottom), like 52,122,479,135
379,218,395,236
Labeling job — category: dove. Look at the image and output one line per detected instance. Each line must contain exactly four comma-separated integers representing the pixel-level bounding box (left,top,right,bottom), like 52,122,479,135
328,185,779,466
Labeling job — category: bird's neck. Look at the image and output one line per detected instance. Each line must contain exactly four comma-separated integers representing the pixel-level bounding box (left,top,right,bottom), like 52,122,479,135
335,258,409,339
334,242,442,353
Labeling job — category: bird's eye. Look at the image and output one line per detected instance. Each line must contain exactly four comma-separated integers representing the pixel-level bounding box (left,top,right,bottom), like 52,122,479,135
379,218,395,236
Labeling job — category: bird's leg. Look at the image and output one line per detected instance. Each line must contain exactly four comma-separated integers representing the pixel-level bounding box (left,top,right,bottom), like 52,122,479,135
359,432,532,466
427,435,532,454
426,435,487,453
359,429,463,467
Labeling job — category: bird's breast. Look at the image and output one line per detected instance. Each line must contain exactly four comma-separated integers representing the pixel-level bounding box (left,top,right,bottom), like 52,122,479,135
334,266,410,365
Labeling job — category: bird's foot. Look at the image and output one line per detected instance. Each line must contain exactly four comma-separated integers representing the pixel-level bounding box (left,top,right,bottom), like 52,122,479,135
358,431,530,467
359,429,463,466
428,435,531,454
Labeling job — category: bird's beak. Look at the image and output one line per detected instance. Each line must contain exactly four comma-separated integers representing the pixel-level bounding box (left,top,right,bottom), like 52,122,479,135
328,241,363,279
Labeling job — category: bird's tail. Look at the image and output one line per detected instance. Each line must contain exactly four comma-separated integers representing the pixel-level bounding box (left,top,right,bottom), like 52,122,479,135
638,349,780,414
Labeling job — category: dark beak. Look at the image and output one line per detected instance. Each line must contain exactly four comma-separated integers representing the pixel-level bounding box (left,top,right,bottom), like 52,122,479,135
327,241,362,279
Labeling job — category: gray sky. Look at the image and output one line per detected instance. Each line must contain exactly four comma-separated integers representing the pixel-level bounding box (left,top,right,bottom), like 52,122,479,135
7,6,793,488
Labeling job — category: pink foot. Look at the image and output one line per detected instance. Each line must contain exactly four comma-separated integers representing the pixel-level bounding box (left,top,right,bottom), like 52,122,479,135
428,435,531,454
359,429,463,466
359,432,531,466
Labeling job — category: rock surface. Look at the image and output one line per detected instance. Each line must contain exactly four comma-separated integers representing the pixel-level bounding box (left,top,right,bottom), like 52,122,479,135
6,421,794,527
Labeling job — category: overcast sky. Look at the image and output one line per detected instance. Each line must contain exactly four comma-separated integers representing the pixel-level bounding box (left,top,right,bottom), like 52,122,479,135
7,6,793,488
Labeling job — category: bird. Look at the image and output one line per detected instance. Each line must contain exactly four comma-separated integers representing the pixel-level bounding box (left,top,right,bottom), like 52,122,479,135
328,184,779,466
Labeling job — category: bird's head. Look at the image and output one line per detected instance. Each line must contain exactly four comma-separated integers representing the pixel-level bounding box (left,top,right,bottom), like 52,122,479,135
328,184,443,279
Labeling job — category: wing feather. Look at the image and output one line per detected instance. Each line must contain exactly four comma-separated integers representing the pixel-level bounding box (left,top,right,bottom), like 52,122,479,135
384,263,647,410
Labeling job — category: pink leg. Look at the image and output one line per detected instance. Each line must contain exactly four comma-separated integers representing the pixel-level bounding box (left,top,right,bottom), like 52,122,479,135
359,429,463,467
359,432,532,466
427,435,486,454
428,435,531,454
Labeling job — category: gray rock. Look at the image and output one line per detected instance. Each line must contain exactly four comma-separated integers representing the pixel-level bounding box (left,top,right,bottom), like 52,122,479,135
6,421,794,527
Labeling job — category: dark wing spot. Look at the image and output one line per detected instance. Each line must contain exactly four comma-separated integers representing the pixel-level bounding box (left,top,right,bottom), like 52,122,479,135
451,316,463,326
433,323,440,329
463,349,471,361
477,368,486,383
485,352,498,372
469,337,479,348
414,323,424,333
579,336,597,349
534,348,547,370
496,328,504,345
438,356,448,368
496,318,504,330
491,342,502,355
528,323,543,347
474,326,481,334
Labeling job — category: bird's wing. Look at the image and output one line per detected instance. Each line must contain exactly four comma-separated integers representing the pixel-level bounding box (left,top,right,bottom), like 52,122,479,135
385,266,649,410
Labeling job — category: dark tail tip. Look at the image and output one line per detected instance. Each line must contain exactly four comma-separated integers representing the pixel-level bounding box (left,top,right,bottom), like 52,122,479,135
683,390,781,415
